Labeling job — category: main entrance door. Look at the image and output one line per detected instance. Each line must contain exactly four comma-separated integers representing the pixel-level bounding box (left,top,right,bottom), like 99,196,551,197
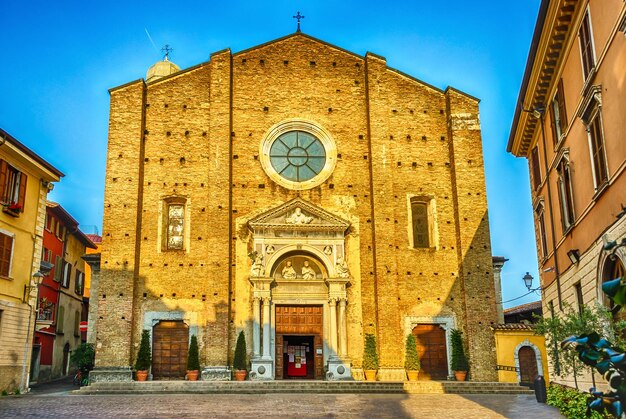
152,320,189,379
275,305,323,379
412,324,449,380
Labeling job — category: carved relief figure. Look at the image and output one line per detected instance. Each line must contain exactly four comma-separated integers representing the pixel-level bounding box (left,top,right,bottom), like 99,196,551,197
323,245,333,255
266,245,275,254
285,207,313,224
250,255,265,277
301,261,316,280
335,257,350,278
281,260,297,279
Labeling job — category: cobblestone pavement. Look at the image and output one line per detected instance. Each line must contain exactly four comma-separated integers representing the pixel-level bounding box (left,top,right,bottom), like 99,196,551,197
0,392,562,418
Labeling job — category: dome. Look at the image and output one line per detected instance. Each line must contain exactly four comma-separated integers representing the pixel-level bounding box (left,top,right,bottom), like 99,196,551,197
146,58,180,82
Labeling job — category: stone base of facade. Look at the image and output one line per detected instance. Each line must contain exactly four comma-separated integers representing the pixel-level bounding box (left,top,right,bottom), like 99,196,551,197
201,366,232,381
89,367,133,383
249,359,274,380
377,367,407,381
326,358,352,381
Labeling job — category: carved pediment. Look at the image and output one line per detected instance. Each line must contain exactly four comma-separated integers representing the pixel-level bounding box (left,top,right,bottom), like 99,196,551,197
248,198,350,233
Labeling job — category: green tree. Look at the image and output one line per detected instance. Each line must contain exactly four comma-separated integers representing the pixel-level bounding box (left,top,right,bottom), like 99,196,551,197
135,330,152,371
534,302,626,380
70,343,95,375
363,333,379,370
233,331,247,371
450,329,469,372
187,335,201,371
404,334,420,371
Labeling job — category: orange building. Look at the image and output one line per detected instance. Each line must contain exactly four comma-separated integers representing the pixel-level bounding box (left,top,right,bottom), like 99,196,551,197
508,0,626,387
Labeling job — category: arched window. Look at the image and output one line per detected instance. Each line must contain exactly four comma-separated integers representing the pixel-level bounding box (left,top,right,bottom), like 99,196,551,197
602,256,626,323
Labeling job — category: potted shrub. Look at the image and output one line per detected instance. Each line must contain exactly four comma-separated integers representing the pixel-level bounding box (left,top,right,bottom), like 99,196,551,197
450,329,469,381
135,330,152,381
362,333,379,381
187,335,201,381
404,334,420,381
233,331,247,381
70,343,95,386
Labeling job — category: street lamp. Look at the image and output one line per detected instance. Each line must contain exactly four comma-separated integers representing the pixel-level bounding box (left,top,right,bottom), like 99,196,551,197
23,272,44,303
523,272,535,291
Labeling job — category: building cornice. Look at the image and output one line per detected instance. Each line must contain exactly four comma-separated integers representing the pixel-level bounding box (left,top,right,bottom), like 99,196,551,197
508,0,581,157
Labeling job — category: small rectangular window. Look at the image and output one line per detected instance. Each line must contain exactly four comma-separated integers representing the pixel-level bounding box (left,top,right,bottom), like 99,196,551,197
74,270,84,295
579,10,595,81
53,255,63,282
574,282,584,315
0,232,13,277
588,113,608,189
0,160,27,213
167,204,185,250
410,199,430,248
74,310,80,337
531,146,541,190
535,203,548,259
57,306,64,333
551,79,568,143
557,159,575,231
61,261,71,288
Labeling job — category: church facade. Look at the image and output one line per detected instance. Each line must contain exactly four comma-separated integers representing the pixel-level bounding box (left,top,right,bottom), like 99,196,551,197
92,32,498,382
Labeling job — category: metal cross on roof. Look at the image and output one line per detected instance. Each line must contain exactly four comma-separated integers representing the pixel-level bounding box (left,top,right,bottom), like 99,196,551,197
161,44,173,61
293,11,305,32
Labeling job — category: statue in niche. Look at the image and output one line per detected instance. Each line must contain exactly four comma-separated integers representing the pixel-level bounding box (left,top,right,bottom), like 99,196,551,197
285,207,313,225
323,245,333,255
281,260,297,279
301,261,316,280
266,245,275,254
250,254,265,277
335,257,350,278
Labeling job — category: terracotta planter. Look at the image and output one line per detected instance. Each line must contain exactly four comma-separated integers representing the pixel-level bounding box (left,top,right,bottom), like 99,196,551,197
406,370,419,381
234,370,247,381
135,370,149,381
454,371,467,382
364,370,377,381
187,370,200,381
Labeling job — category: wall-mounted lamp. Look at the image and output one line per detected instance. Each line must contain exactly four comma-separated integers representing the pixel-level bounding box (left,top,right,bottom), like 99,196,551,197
23,272,44,303
567,249,581,264
523,272,535,291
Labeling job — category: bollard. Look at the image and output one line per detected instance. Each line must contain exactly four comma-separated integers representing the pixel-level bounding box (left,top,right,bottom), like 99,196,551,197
534,375,547,403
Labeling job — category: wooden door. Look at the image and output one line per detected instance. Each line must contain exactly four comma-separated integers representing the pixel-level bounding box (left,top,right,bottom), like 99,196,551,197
152,321,189,379
275,306,323,380
518,346,538,386
413,324,448,380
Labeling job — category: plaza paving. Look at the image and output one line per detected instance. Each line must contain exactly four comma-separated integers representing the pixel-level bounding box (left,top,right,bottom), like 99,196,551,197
0,388,562,418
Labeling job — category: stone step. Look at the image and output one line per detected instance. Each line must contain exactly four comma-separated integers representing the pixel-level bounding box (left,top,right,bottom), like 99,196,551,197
74,380,534,395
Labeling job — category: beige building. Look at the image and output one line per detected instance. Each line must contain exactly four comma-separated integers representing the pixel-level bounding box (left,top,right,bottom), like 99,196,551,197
508,0,626,387
0,128,62,393
92,32,499,382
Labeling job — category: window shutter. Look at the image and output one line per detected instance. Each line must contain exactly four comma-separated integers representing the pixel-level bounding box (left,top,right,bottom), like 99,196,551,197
557,79,568,130
0,233,12,277
0,160,7,203
531,147,541,190
17,172,27,211
54,256,62,282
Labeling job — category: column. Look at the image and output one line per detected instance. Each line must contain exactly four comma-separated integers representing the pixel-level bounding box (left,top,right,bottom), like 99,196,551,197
262,297,271,359
252,297,261,358
338,298,347,359
329,298,338,358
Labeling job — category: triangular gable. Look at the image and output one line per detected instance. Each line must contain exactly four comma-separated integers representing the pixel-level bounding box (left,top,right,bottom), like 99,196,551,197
248,197,350,233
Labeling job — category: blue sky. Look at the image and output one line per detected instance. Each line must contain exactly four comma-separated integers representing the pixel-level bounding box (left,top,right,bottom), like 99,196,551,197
0,0,542,308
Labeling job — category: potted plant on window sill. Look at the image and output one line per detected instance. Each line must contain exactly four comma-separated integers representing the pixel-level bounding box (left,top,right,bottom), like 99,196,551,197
187,334,200,381
135,330,151,381
363,333,379,381
450,329,469,381
233,331,247,381
404,334,420,381
2,201,22,216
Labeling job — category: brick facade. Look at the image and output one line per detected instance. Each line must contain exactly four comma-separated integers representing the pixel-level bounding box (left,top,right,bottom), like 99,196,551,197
94,33,497,381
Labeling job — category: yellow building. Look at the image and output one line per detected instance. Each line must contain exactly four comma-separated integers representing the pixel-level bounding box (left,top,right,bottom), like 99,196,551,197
0,128,62,393
493,325,549,387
